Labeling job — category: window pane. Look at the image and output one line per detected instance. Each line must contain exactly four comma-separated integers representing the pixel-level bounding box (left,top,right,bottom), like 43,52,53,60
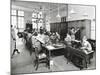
18,17,24,28
32,22,37,29
38,12,43,18
32,12,37,18
12,10,17,15
11,16,17,27
18,10,24,16
39,19,43,23
91,21,95,40
91,31,95,40
38,23,43,29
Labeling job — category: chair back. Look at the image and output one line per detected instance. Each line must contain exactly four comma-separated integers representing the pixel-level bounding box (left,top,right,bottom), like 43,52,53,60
17,32,23,38
34,40,42,52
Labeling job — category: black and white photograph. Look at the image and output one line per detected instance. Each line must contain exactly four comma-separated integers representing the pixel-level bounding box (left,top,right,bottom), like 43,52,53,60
11,0,96,74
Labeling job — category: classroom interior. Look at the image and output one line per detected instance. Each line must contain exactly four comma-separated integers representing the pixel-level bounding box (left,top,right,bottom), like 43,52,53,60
11,0,96,74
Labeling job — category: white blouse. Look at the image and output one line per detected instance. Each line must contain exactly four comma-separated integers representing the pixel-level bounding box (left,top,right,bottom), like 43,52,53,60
81,40,92,51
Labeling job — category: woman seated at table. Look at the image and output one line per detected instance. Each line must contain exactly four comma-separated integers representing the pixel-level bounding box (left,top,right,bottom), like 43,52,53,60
64,33,72,46
50,33,57,44
69,27,81,48
80,36,93,54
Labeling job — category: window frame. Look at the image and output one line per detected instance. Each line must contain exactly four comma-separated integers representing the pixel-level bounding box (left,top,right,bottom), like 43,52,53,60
32,12,43,30
11,9,24,29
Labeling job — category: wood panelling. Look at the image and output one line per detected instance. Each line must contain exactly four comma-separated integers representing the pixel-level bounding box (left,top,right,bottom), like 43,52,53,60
50,19,91,40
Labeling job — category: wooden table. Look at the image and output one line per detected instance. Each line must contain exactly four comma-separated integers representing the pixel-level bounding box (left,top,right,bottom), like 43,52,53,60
44,43,66,69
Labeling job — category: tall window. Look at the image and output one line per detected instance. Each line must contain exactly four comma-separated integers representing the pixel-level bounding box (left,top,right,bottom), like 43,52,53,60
11,9,24,29
91,20,96,40
11,10,17,28
32,11,43,30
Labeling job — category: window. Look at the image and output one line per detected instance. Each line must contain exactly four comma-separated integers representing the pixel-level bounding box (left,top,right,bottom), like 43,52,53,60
12,10,17,15
32,12,43,30
11,10,17,27
11,10,24,29
18,17,24,28
32,11,50,31
18,10,24,16
11,16,17,27
91,20,96,40
18,11,24,28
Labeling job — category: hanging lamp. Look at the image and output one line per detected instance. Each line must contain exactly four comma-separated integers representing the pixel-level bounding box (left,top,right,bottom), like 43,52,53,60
56,4,61,18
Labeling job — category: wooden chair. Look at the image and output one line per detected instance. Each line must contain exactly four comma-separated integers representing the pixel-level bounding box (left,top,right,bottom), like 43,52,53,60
34,47,50,70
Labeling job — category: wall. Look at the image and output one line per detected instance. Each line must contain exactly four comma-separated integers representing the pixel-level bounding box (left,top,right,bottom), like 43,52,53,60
24,11,33,24
68,5,95,21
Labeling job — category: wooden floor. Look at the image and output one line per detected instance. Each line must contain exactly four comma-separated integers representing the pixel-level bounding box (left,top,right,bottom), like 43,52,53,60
11,38,96,74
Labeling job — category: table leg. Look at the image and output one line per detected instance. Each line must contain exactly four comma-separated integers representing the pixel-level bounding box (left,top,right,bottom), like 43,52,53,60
49,50,51,69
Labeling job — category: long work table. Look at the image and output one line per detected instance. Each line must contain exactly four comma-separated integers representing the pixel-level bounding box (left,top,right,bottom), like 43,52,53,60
64,46,94,69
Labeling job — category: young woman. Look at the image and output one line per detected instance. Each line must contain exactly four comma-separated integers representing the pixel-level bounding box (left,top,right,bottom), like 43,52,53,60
64,33,72,46
70,27,80,41
81,36,93,54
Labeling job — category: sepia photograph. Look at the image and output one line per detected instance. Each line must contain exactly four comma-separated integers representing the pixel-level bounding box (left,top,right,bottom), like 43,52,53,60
11,0,96,74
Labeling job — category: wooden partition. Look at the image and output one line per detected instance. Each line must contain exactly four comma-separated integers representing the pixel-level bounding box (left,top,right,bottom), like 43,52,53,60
50,22,68,40
50,19,91,40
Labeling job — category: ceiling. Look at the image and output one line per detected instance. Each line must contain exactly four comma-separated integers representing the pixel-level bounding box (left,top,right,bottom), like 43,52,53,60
11,0,95,21
11,0,67,13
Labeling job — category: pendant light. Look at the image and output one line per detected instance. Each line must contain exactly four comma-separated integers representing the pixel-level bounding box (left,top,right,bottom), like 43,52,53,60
70,8,76,14
56,3,60,18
